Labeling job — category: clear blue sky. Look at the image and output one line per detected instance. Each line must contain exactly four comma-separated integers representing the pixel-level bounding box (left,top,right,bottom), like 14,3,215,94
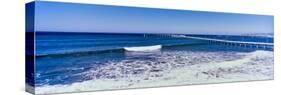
33,1,274,35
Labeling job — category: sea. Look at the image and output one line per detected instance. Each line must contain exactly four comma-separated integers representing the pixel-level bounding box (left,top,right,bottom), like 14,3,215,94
33,32,274,94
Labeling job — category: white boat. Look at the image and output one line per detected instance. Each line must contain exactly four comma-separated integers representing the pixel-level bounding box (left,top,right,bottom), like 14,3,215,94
124,45,162,52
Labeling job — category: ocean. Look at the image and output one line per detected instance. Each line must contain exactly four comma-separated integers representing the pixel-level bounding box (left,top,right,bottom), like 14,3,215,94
34,32,274,94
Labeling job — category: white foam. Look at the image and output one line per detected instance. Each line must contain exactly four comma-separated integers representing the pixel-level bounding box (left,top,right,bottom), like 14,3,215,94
124,45,162,52
35,50,273,94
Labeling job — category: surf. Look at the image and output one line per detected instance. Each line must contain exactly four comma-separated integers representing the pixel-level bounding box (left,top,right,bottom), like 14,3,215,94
35,50,273,94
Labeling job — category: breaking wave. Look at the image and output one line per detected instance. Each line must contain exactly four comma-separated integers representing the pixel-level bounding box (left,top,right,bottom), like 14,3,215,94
36,43,205,57
124,45,162,52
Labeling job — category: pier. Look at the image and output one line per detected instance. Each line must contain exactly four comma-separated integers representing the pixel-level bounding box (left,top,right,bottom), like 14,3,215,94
144,34,274,50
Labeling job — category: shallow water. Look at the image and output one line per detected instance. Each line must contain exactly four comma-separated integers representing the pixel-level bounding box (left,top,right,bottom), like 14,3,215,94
35,49,273,94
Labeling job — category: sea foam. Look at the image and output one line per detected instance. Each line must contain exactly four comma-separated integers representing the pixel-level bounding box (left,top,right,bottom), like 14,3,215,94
35,50,273,94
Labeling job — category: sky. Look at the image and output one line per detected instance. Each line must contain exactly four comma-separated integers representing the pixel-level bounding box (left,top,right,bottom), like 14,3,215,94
32,1,274,35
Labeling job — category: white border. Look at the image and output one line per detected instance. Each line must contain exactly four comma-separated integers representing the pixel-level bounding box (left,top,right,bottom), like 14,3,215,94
0,0,280,95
